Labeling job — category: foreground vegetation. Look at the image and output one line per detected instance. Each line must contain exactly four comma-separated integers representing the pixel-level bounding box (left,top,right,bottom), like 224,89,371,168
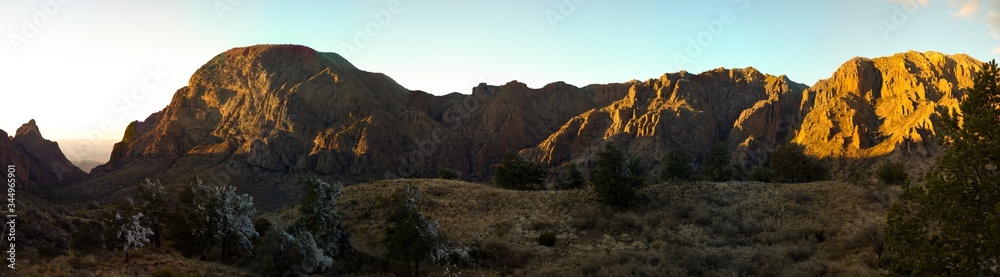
19,177,896,276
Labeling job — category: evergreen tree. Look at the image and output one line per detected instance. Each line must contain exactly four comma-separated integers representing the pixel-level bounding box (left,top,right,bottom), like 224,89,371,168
592,143,647,207
255,228,333,277
436,168,461,180
662,150,695,182
876,161,909,186
494,152,547,190
290,178,350,261
555,163,586,190
768,143,829,183
884,60,1000,275
135,178,167,249
702,142,733,182
385,185,442,277
182,179,259,262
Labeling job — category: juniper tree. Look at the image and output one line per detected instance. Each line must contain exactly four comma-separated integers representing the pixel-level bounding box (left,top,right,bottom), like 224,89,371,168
702,142,733,182
182,179,259,262
662,150,695,182
592,143,647,207
555,163,586,189
884,60,1000,275
135,178,167,249
494,152,547,190
256,228,333,276
768,143,829,183
290,178,349,261
385,185,442,277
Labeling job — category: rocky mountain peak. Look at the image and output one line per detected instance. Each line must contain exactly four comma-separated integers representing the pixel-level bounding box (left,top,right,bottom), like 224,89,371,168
68,46,984,207
1,120,85,197
15,119,42,139
794,51,979,165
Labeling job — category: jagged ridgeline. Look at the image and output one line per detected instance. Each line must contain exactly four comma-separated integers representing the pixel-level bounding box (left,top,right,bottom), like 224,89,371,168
0,120,86,197
49,45,976,209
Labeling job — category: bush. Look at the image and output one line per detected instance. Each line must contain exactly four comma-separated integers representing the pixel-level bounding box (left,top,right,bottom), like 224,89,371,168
385,186,442,277
71,221,104,254
436,168,461,180
662,150,696,181
494,152,547,190
178,179,258,261
470,238,532,269
555,164,586,190
537,232,557,247
592,143,648,207
290,178,350,260
749,166,773,183
875,161,908,185
255,229,333,276
702,143,733,182
768,143,829,183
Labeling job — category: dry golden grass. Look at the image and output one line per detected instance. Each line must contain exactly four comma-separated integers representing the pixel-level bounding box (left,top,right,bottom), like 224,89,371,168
21,247,255,277
27,178,897,276
341,179,898,276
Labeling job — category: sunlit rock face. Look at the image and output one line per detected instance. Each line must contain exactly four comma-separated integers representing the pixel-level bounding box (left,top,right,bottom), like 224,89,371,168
74,45,979,207
522,67,808,170
793,51,978,159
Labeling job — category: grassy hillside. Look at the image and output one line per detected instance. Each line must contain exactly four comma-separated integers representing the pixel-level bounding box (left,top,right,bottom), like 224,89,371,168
24,178,897,276
341,179,896,276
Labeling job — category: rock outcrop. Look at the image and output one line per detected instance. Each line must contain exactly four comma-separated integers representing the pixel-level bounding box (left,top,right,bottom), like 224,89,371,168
522,68,807,171
79,45,623,208
793,51,978,160
0,120,86,197
69,45,982,208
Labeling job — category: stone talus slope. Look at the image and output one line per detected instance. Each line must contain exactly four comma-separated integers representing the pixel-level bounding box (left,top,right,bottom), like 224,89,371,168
793,51,979,159
0,120,86,197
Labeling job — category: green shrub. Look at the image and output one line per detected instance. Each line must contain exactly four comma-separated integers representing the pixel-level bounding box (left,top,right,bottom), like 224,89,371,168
768,143,829,183
555,164,586,190
875,161,908,185
436,168,461,180
495,152,547,190
662,150,696,182
592,144,647,207
749,166,773,182
385,186,442,277
702,143,733,182
537,232,557,247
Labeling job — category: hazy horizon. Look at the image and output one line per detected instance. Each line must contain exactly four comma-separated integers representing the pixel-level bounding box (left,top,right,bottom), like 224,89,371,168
3,0,999,141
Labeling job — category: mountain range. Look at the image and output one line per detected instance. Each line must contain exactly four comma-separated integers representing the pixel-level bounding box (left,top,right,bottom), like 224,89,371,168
0,45,979,209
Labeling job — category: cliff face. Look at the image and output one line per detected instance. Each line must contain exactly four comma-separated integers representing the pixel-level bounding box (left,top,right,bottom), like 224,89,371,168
72,45,981,208
82,45,625,208
0,120,86,197
793,51,979,161
522,68,807,171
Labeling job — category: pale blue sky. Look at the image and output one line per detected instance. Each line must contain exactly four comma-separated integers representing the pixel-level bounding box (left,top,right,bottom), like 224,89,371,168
1,0,997,141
